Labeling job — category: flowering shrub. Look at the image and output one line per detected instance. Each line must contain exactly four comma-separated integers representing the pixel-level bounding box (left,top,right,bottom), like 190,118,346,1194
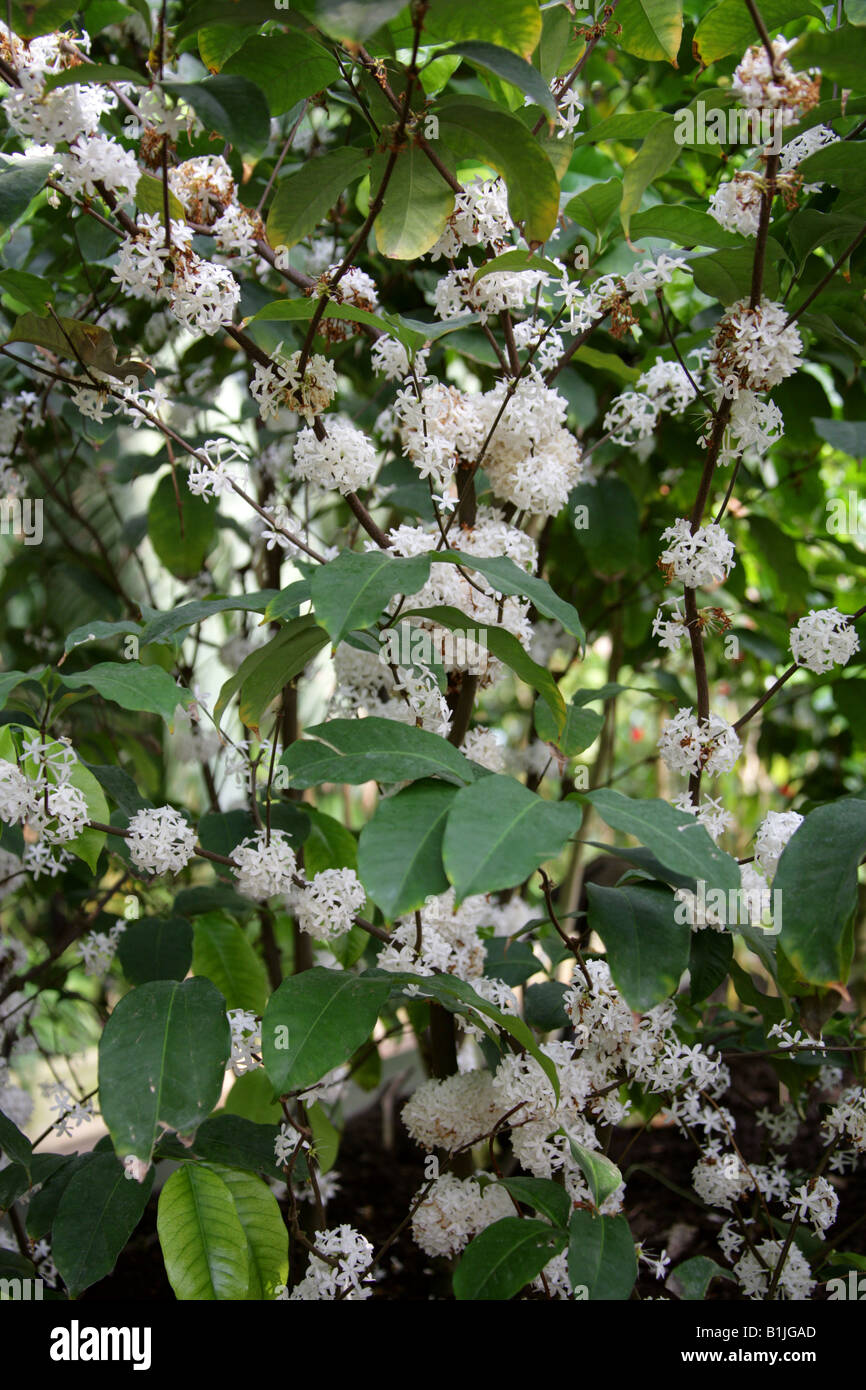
0,0,865,1307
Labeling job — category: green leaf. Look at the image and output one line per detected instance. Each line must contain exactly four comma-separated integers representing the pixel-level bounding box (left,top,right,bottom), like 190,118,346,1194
443,774,582,899
358,778,455,919
0,1108,32,1177
52,1153,154,1298
442,41,557,114
9,1,78,36
280,716,483,788
373,138,456,259
162,75,271,150
198,24,258,70
203,1163,288,1298
98,977,231,1164
42,61,149,91
568,1210,637,1299
214,616,329,733
302,807,357,875
437,96,561,244
135,172,186,223
308,1102,340,1174
619,117,679,237
148,472,216,580
175,0,291,40
693,245,779,303
425,0,544,57
307,0,407,42
402,607,566,735
572,477,640,577
192,913,269,1014
695,0,820,64
64,758,110,873
586,882,691,1010
473,248,561,282
629,204,741,249
669,1254,735,1299
773,799,866,984
0,670,40,710
60,662,194,727
222,33,338,115
496,1177,571,1227
266,147,369,250
797,140,866,188
262,967,393,1095
789,23,866,88
137,592,278,647
583,789,741,894
564,179,623,248
0,268,52,315
689,928,733,1003
9,311,149,380
117,916,194,985
567,1142,623,1210
191,1115,283,1175
157,1164,250,1300
440,551,585,643
814,418,866,458
454,1218,566,1300
617,0,683,64
310,549,432,644
534,697,603,754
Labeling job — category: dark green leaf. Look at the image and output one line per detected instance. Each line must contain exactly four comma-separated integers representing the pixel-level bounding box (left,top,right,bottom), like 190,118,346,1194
454,1217,566,1300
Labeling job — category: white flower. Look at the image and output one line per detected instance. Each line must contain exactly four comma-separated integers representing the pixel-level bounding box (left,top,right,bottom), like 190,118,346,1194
789,607,860,674
293,868,366,941
658,707,741,777
285,1224,374,1300
411,1174,513,1258
659,517,735,588
187,438,249,500
232,830,297,901
708,172,764,237
732,37,820,124
227,1009,262,1076
77,920,125,977
250,349,337,424
709,297,802,395
126,806,197,875
402,1072,501,1153
754,809,803,878
293,418,378,495
784,1176,838,1237
733,1238,815,1300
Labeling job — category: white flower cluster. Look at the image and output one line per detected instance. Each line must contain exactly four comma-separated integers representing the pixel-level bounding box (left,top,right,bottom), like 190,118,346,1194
377,887,491,980
709,297,802,395
754,809,803,878
411,1173,513,1258
659,517,735,588
658,707,742,778
169,155,235,224
77,920,125,977
371,334,429,382
231,829,297,902
283,1224,374,1300
733,1238,815,1300
428,178,514,261
2,28,114,147
732,37,820,124
434,264,549,324
314,263,379,342
477,373,584,518
293,867,366,941
718,389,784,464
43,1080,96,1138
227,1008,262,1076
789,607,859,674
779,123,839,191
402,1071,502,1153
784,1176,839,1237
822,1086,866,1152
126,805,197,875
250,349,337,424
672,790,734,844
0,737,88,851
708,171,764,237
293,418,378,495
112,215,240,337
187,437,250,501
